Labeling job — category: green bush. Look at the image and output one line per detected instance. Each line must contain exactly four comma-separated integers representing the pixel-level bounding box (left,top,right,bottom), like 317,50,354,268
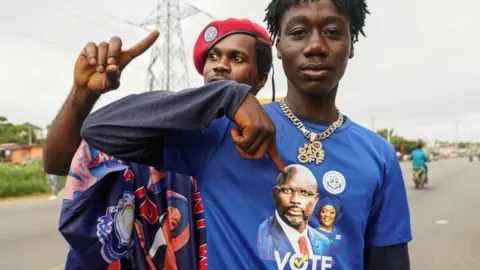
0,160,66,198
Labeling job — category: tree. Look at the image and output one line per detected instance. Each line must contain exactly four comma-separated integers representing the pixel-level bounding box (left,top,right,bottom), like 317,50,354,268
0,117,38,145
458,142,469,149
376,128,424,154
376,129,394,141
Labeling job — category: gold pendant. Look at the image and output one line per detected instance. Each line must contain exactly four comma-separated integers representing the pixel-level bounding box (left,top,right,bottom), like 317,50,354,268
298,141,325,164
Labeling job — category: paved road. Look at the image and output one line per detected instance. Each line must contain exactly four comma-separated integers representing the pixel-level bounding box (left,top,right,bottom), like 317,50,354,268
0,158,479,270
0,197,66,270
406,158,480,270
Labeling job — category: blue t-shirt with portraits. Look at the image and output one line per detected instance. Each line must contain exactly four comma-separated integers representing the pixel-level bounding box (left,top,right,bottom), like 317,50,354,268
164,102,412,270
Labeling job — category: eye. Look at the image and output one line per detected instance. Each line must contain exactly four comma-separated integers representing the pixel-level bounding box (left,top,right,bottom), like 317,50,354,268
232,55,245,63
325,29,342,37
289,29,308,38
208,52,218,60
300,190,313,196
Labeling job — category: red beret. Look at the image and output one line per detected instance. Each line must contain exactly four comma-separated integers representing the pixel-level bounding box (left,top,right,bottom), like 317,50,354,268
193,18,272,75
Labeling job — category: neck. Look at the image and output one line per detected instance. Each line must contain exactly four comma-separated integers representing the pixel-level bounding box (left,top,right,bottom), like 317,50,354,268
296,223,307,233
285,84,338,122
321,225,333,233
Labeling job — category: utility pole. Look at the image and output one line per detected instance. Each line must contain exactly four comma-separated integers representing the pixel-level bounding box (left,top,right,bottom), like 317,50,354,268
139,0,215,91
455,120,460,149
28,126,32,146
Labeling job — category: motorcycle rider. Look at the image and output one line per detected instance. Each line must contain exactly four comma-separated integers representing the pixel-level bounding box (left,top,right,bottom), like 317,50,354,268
411,143,430,183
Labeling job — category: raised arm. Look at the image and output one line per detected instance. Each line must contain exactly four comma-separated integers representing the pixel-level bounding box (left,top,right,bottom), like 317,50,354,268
80,80,252,167
44,31,160,174
43,86,99,175
73,30,285,173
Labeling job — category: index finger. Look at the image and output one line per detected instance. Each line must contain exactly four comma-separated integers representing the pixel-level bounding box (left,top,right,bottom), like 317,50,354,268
267,141,287,174
121,30,160,66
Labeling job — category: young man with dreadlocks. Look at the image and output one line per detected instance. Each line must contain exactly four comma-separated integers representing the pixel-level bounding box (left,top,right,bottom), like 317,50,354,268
80,1,412,269
46,18,275,269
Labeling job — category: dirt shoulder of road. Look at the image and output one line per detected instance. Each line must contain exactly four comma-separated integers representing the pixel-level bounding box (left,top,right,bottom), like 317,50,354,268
0,194,51,204
0,190,64,205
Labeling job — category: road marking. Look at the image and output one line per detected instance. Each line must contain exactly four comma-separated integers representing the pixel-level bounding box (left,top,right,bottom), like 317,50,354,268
435,220,450,225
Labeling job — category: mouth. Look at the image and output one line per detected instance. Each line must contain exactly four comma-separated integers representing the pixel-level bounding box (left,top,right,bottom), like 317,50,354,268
287,207,304,216
301,64,332,80
301,63,332,70
301,69,330,79
209,76,228,83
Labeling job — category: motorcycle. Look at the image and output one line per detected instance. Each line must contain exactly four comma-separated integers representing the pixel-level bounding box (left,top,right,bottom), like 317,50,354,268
412,168,427,189
469,155,474,162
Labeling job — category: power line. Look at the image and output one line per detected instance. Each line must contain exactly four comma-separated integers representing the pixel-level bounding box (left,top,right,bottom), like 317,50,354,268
35,0,217,90
141,0,216,91
38,0,123,33
62,0,150,32
1,30,148,71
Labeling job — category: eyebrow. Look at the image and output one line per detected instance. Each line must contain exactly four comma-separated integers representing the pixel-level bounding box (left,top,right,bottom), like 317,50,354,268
284,15,348,30
324,16,348,26
284,15,310,30
210,47,250,58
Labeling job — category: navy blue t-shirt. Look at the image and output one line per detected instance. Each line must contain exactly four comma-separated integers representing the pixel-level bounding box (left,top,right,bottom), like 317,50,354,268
163,102,412,270
59,141,207,270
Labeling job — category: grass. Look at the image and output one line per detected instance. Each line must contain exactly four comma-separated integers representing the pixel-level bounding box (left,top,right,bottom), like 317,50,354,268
0,160,65,198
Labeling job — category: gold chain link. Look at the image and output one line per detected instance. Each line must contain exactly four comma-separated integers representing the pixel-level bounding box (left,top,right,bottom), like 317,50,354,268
278,99,344,142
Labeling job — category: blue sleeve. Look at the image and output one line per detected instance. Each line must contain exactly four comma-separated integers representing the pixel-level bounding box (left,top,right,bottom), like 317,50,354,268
81,80,251,168
365,145,413,247
162,118,231,177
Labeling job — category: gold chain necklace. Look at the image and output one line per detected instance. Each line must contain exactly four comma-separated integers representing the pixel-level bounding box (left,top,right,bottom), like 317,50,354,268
278,99,344,164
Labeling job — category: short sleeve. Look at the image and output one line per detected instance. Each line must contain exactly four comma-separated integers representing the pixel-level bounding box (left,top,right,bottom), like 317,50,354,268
60,141,136,268
365,145,413,247
163,117,231,177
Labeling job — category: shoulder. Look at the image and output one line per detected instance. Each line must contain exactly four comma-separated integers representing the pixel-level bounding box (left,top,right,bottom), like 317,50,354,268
259,215,274,231
258,216,275,241
347,120,397,159
308,226,329,241
262,102,283,119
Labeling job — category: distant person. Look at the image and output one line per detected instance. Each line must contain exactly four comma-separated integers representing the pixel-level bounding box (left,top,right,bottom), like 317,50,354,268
411,144,430,183
46,173,60,200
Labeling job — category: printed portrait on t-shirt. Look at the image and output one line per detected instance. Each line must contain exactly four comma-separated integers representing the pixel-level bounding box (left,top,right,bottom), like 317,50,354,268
257,164,332,269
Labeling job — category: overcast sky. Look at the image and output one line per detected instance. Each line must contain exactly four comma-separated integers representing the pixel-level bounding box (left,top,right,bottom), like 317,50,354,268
1,0,479,142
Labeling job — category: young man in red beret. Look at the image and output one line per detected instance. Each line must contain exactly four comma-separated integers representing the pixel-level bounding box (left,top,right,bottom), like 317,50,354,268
45,18,273,269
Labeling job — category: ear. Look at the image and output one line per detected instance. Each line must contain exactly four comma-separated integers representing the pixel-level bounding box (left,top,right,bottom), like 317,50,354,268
349,41,355,59
314,193,320,204
255,72,269,92
276,40,282,59
271,187,276,201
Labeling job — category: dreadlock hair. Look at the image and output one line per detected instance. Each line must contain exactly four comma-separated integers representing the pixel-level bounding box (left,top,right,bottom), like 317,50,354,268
255,42,273,77
254,38,275,100
264,0,370,45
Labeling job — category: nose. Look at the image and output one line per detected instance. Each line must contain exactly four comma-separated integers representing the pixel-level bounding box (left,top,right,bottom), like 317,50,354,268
303,31,328,57
213,56,231,73
289,192,301,204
